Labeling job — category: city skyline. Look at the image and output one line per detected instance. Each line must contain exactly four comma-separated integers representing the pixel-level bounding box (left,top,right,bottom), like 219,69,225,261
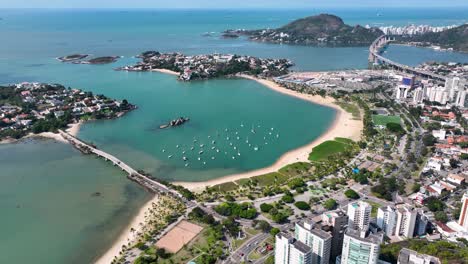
1,0,468,9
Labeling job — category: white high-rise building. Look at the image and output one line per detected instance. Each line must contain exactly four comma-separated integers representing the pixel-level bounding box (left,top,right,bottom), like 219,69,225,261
413,87,425,103
376,206,397,236
395,85,410,100
340,229,382,264
446,77,460,100
276,232,312,264
347,201,371,231
295,220,332,264
395,206,417,238
458,192,468,231
456,90,466,107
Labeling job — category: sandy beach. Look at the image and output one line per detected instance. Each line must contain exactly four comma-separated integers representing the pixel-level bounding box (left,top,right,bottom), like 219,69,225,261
0,122,82,145
66,122,82,137
94,194,160,264
174,75,363,191
151,68,180,76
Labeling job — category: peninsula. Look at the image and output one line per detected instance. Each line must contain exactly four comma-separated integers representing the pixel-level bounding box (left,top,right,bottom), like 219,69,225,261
225,13,383,46
395,24,468,52
0,82,135,142
116,51,293,81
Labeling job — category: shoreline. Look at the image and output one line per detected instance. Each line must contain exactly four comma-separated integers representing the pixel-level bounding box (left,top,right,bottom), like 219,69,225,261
0,122,82,145
151,68,180,76
94,194,160,264
173,75,363,191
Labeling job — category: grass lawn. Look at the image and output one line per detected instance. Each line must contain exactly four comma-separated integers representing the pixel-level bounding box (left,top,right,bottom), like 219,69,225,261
279,162,313,176
212,181,238,192
372,115,401,126
336,101,361,120
367,201,382,217
309,139,352,161
232,233,252,250
242,172,289,187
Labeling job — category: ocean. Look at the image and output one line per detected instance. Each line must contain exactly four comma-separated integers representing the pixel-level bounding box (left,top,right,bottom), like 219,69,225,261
0,8,467,264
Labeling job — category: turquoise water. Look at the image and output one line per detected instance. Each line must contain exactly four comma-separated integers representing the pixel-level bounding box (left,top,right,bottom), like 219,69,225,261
0,139,152,264
1,8,468,264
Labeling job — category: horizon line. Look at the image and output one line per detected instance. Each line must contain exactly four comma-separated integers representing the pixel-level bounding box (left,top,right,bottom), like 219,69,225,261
1,6,468,10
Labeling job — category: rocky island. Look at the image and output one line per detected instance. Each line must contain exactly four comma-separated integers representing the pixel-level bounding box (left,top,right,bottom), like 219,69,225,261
116,51,293,81
78,56,121,65
159,117,189,129
57,54,89,62
225,14,383,46
58,55,121,64
0,82,135,141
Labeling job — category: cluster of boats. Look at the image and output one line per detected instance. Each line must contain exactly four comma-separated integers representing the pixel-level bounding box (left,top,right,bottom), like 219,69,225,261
161,124,280,167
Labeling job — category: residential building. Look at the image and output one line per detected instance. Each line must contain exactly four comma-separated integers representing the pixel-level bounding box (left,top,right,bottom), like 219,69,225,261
347,201,371,231
395,206,417,238
413,87,424,103
396,85,410,100
295,220,332,264
414,210,431,237
377,206,397,236
397,248,441,264
321,210,348,261
276,232,312,264
340,229,383,264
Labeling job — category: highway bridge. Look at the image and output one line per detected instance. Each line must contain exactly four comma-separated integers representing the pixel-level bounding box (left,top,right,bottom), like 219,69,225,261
368,35,447,82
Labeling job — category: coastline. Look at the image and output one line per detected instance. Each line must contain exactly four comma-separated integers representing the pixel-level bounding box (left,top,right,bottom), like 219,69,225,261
94,194,160,264
173,75,363,191
0,122,82,145
151,68,180,76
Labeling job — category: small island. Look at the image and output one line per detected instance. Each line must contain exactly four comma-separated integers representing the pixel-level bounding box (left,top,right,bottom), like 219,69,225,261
116,51,293,81
58,54,121,64
76,56,121,65
225,14,383,46
57,54,89,62
159,117,190,129
0,82,135,142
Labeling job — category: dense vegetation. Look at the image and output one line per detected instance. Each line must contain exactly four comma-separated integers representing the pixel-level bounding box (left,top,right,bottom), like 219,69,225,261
380,239,468,263
214,202,257,219
240,14,383,46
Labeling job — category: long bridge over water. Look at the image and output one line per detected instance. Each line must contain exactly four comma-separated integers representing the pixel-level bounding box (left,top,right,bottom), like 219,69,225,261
59,130,187,201
368,35,447,82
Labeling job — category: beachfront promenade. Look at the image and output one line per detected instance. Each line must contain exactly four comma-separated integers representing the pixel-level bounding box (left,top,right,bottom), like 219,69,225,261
58,130,188,202
368,35,447,82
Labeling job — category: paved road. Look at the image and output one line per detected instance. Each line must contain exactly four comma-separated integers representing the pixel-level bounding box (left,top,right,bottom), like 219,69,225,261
224,233,270,264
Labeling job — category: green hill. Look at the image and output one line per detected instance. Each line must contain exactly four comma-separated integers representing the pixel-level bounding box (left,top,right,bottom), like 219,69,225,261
227,14,383,46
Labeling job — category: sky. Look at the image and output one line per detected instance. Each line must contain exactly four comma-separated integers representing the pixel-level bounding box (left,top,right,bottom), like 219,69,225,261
1,0,467,9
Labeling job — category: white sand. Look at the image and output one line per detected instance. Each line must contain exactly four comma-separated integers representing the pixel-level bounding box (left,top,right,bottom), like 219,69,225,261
30,132,68,143
66,122,82,137
151,68,180,76
173,75,363,191
94,195,160,264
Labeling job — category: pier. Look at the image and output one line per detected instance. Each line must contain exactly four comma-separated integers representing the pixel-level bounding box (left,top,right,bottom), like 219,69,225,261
368,35,447,82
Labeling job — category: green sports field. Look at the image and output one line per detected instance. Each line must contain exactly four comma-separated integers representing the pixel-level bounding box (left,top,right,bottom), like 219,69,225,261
372,115,401,126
